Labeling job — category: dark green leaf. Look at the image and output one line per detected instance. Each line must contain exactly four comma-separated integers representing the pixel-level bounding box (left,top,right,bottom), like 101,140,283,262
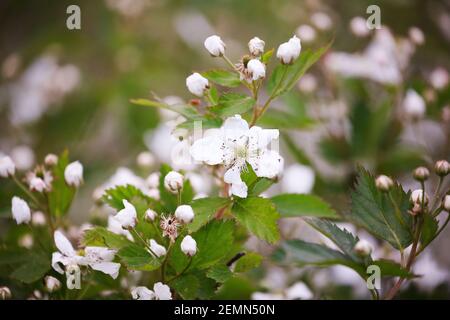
11,251,50,283
420,214,438,247
234,252,263,273
171,274,200,300
188,197,231,233
206,264,233,283
82,227,133,249
271,194,339,219
212,93,255,117
118,244,161,271
372,259,415,279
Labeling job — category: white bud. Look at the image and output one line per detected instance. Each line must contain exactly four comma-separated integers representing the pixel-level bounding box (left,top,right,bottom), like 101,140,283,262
411,189,428,205
149,239,166,257
153,282,172,300
408,27,425,45
0,156,15,178
136,151,155,168
285,282,313,300
175,205,194,224
350,16,370,37
413,166,429,181
443,195,450,211
114,199,137,229
45,276,61,292
354,239,372,256
19,234,33,249
180,235,197,256
375,175,393,191
311,12,332,30
146,172,160,188
248,37,265,56
64,161,83,187
32,211,46,226
186,72,209,97
296,25,316,43
204,35,225,57
403,89,425,119
276,35,301,64
435,160,450,176
11,196,31,224
429,67,448,90
44,154,58,166
145,208,157,221
29,177,46,192
164,171,184,194
247,59,266,81
0,286,12,300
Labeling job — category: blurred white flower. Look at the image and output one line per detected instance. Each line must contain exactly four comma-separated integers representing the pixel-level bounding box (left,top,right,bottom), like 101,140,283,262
0,156,15,177
252,292,284,300
64,161,83,187
247,59,266,81
296,25,316,43
44,276,61,292
164,171,184,194
429,67,449,90
44,154,58,166
114,200,137,229
285,282,313,300
350,17,370,37
145,208,157,222
181,235,197,256
146,172,160,188
248,37,265,56
153,282,172,300
175,205,195,224
186,72,209,97
131,286,155,300
408,27,425,45
10,145,34,171
403,89,426,119
204,35,226,57
31,211,46,226
277,35,302,64
281,164,315,194
19,234,33,249
413,252,449,290
149,239,167,257
190,115,283,198
311,12,332,30
297,74,317,93
136,151,155,168
11,196,31,224
107,215,133,241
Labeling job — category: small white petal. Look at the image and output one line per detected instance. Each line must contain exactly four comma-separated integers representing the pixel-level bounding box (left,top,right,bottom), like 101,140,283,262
54,230,76,257
153,282,172,300
90,262,121,279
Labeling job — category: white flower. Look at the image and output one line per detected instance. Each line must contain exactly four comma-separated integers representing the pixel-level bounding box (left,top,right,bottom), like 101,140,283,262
311,12,332,30
175,205,195,224
297,74,317,93
180,235,197,256
350,16,370,37
136,151,155,168
153,282,172,300
276,35,301,64
31,211,46,226
443,195,450,211
107,216,133,241
0,156,15,178
84,246,121,279
149,239,166,257
147,188,160,200
11,196,31,224
114,199,137,229
354,239,373,256
409,27,424,45
0,286,12,300
190,115,283,198
252,292,284,300
281,164,315,194
44,276,61,292
186,72,209,97
248,37,265,56
411,189,428,205
296,25,316,43
285,282,313,300
44,153,58,166
204,35,225,57
247,59,266,81
64,161,83,187
403,89,425,119
429,67,448,90
10,145,34,171
145,208,157,221
164,171,184,194
146,172,160,188
131,286,155,300
51,230,88,274
29,177,47,192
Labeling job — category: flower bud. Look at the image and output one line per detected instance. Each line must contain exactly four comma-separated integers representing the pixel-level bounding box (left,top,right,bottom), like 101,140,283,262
29,177,47,192
350,16,370,37
435,160,449,177
0,156,15,178
136,151,155,168
164,171,184,194
0,286,12,300
248,37,265,56
247,59,266,81
45,276,61,292
175,205,194,224
276,35,301,64
145,208,157,222
403,89,425,119
443,195,450,212
354,239,372,256
64,161,83,187
32,211,46,226
114,199,137,229
410,189,428,205
180,235,197,256
186,73,209,97
44,153,58,166
413,166,429,181
12,196,31,224
204,35,225,57
146,172,160,188
296,25,316,43
149,239,167,257
375,175,393,192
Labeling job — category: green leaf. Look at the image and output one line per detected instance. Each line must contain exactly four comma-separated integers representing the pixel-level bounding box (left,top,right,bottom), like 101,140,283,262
10,251,50,283
271,194,339,219
346,167,413,250
130,98,200,120
232,197,280,244
234,252,263,273
118,244,161,271
258,109,316,130
177,118,222,130
372,259,415,279
273,239,365,277
206,264,233,283
48,150,76,217
188,197,231,233
261,49,274,64
240,162,274,196
171,274,200,300
170,220,235,272
211,93,255,117
203,69,241,87
82,227,133,249
420,214,439,247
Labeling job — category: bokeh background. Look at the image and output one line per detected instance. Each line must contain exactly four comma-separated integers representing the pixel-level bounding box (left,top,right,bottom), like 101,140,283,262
1,0,449,299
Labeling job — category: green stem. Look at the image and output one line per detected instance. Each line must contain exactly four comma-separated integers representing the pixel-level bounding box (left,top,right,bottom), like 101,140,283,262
130,229,159,258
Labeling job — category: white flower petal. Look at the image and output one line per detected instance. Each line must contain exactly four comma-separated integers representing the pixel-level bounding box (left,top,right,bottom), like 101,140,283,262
249,149,283,179
51,252,66,274
153,282,172,300
190,135,224,165
131,286,155,300
221,115,249,140
90,262,121,279
54,230,76,257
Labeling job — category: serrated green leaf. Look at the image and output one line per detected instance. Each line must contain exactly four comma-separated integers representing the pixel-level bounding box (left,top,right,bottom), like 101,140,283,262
346,167,413,250
188,197,231,233
118,244,161,271
203,69,241,87
206,264,233,283
234,252,262,273
232,197,280,244
211,93,255,117
420,214,438,247
171,274,200,300
372,259,415,279
240,162,274,196
10,251,50,283
82,227,133,249
130,98,200,120
271,194,338,219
